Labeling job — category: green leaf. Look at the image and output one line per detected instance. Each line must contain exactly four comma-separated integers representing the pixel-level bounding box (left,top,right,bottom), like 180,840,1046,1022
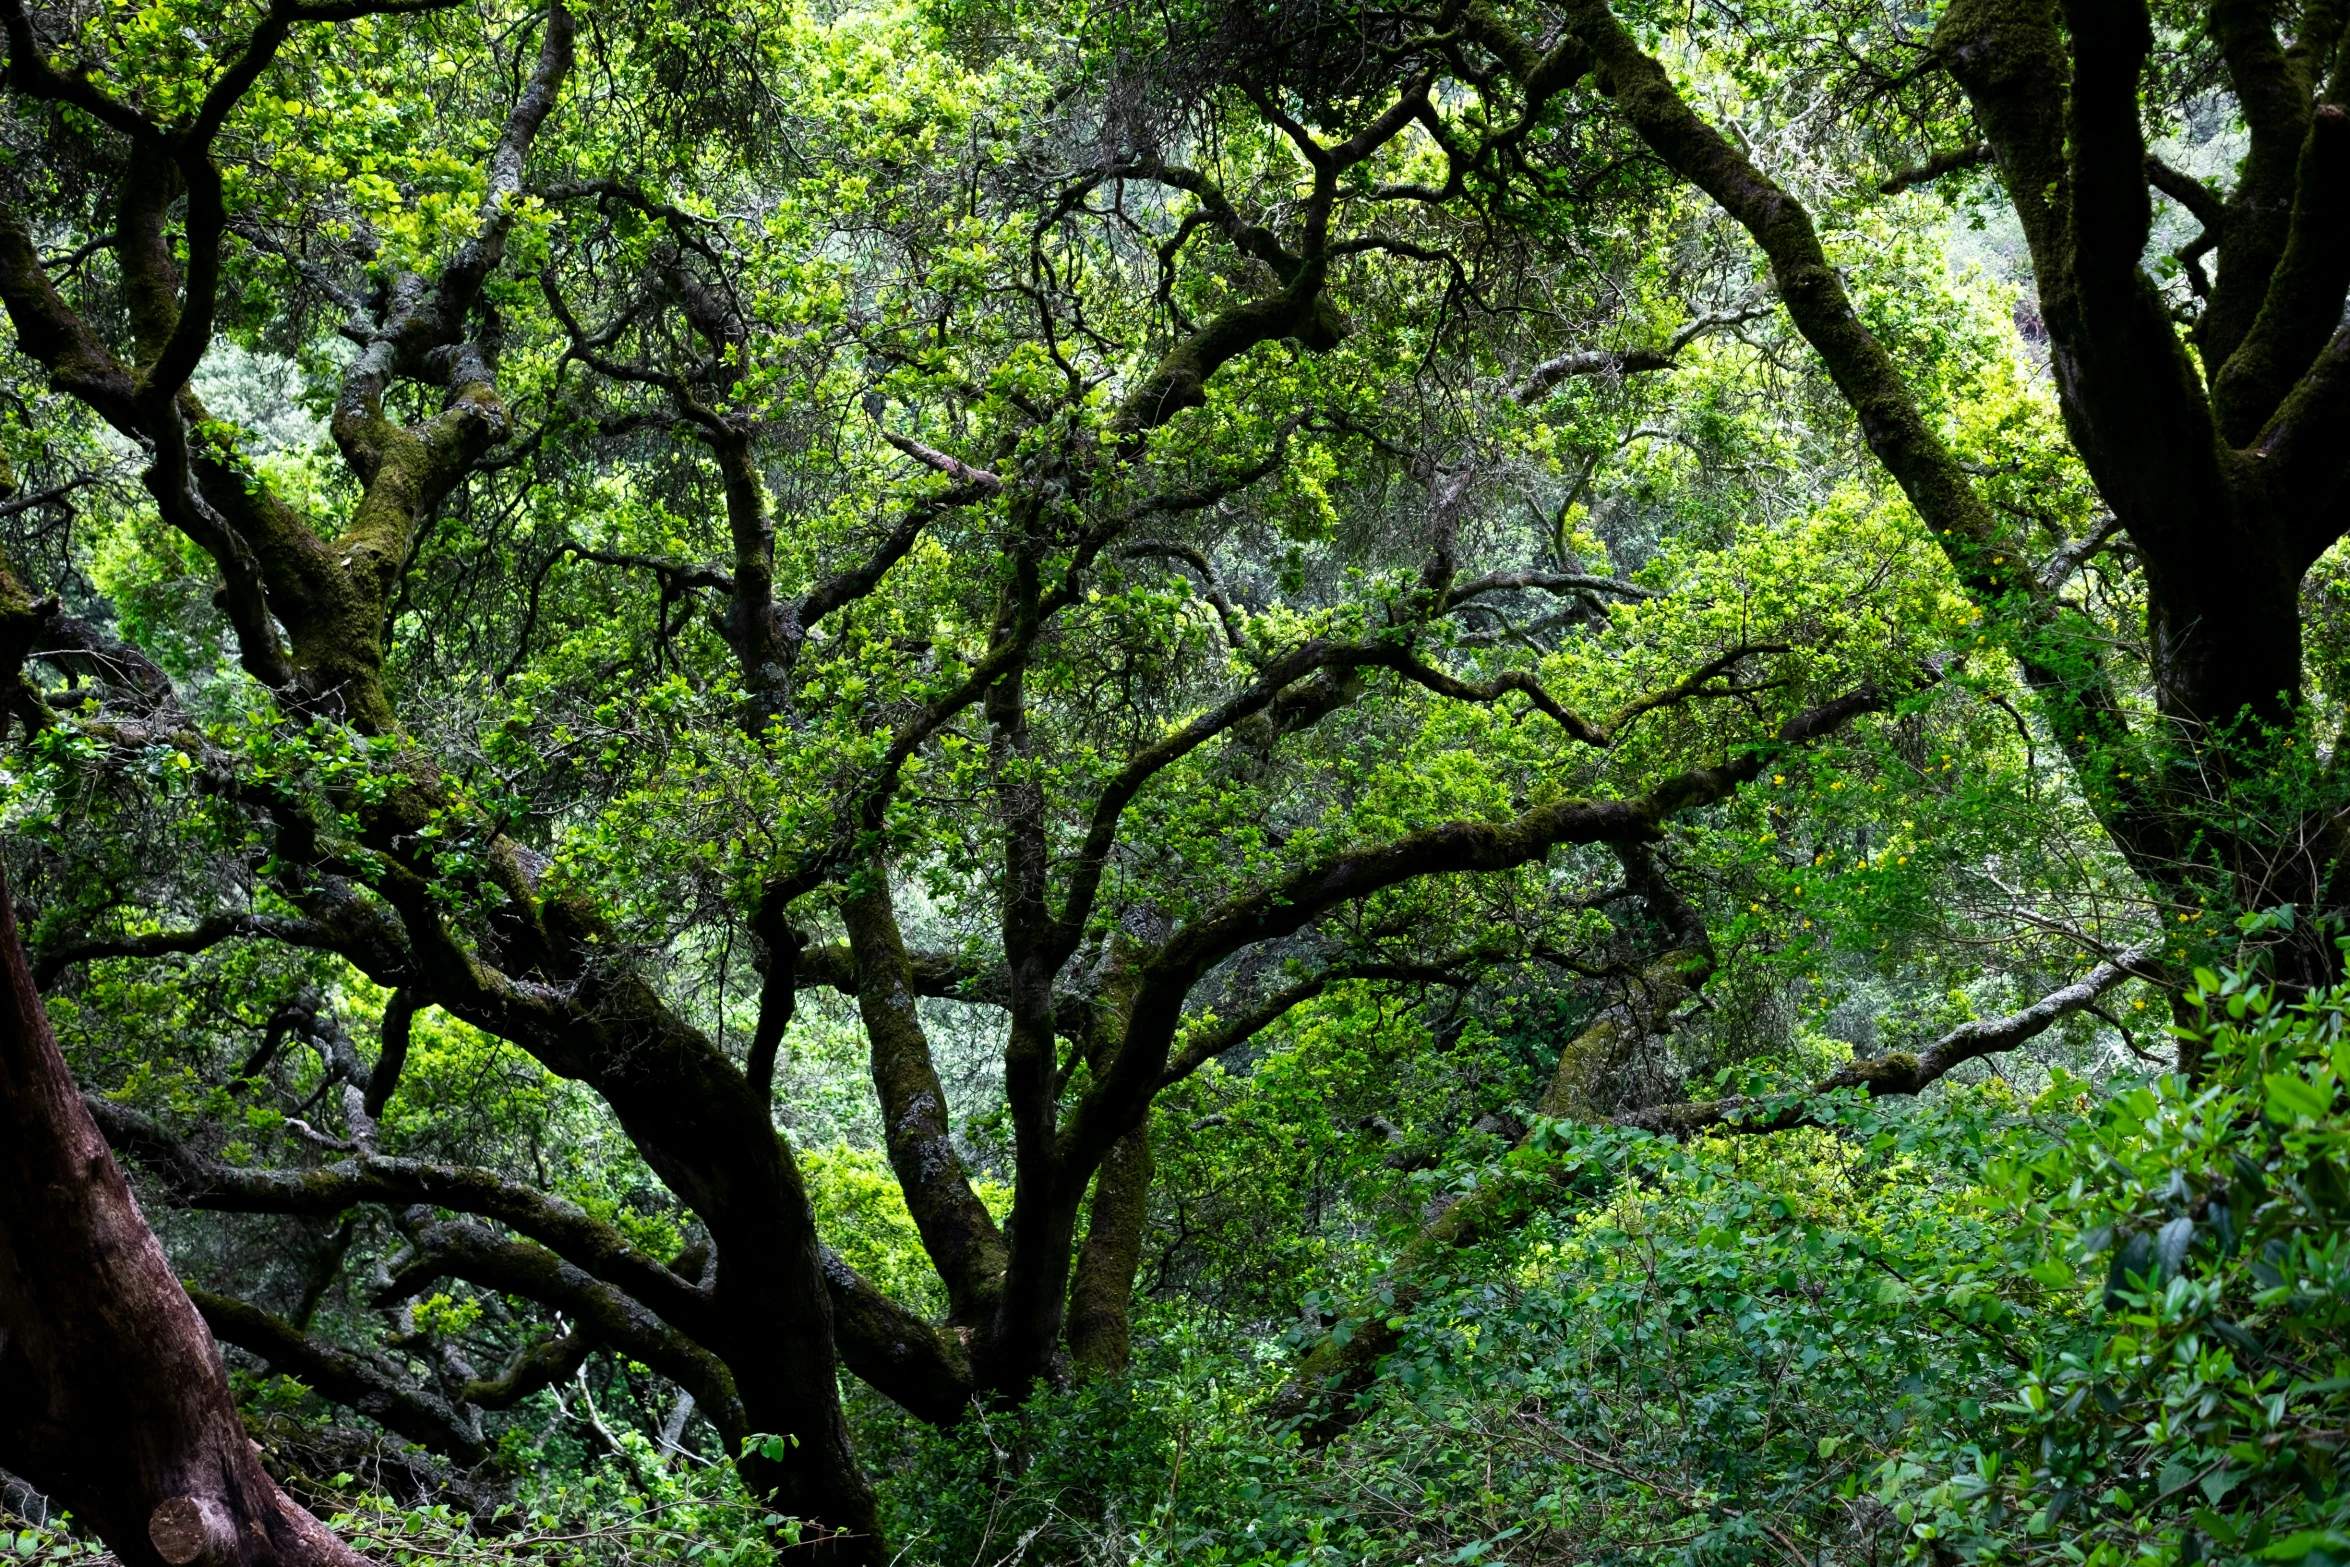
2265,1072,2334,1123
2157,1215,2196,1279
2261,1528,2350,1559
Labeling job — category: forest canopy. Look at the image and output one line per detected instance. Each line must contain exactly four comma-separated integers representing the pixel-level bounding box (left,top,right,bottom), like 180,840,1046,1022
0,0,2347,1559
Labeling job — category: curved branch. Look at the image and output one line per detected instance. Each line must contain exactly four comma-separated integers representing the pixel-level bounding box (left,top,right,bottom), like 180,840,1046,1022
362,990,415,1121
1048,638,1401,961
1161,956,1485,1085
2199,0,2321,372
1120,541,1247,652
1514,304,1773,402
377,1217,747,1448
89,1099,714,1337
795,490,975,641
563,542,735,594
34,912,337,990
1880,142,1993,195
432,2,574,335
187,1287,490,1466
2212,104,2350,450
2260,321,2350,565
2145,156,2225,229
1369,645,1608,744
1618,942,2159,1135
820,1248,976,1426
462,1326,594,1409
793,941,1002,1003
1072,680,1892,1175
837,878,1008,1322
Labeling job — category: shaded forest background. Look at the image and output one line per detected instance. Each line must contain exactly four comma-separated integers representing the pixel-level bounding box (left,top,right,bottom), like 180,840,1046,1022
0,0,2347,1559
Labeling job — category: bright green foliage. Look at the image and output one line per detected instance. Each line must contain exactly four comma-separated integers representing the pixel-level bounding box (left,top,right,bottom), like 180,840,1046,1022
859,1004,2350,1566
6,0,2348,1554
1894,969,2350,1566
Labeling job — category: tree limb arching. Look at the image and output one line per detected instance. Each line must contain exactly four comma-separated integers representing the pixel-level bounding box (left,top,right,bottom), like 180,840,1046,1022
1618,941,2160,1136
1068,680,1892,1192
1514,303,1773,402
89,1100,979,1428
1880,142,1994,195
32,913,339,990
89,1099,716,1333
187,1289,491,1468
373,1216,752,1450
1160,955,1487,1086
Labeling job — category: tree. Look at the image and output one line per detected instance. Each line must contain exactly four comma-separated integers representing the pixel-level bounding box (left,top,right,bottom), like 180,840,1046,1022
1508,0,2350,965
0,575,365,1567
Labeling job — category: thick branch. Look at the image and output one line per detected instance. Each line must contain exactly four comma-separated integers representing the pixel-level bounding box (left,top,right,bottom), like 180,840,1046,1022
433,2,574,333
462,1327,594,1409
1112,86,1425,436
2200,0,2321,372
2211,105,2350,449
819,1248,976,1425
795,941,1001,1002
836,877,1008,1322
1072,681,1889,1177
2146,156,2225,229
34,913,337,990
1880,142,1993,195
90,1099,715,1337
2259,321,2350,563
378,1218,747,1449
187,1288,490,1466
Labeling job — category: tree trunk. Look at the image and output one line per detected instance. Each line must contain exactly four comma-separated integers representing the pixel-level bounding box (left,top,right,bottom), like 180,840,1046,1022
0,859,370,1567
1066,1126,1154,1374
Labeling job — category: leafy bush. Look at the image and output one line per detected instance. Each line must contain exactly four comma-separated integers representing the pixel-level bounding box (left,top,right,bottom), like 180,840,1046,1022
864,968,2348,1567
1896,967,2350,1566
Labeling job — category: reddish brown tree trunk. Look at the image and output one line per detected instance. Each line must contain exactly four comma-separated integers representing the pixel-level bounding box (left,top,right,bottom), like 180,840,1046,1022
0,860,368,1567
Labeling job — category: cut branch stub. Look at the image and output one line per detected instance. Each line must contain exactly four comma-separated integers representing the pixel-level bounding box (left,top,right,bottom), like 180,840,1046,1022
148,1498,237,1567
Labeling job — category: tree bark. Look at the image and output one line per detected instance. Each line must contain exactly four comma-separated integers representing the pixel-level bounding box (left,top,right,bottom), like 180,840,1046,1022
1066,1126,1154,1374
0,858,371,1567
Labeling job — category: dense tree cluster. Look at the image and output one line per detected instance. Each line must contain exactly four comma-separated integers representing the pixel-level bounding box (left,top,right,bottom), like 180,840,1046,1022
0,0,2345,1559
